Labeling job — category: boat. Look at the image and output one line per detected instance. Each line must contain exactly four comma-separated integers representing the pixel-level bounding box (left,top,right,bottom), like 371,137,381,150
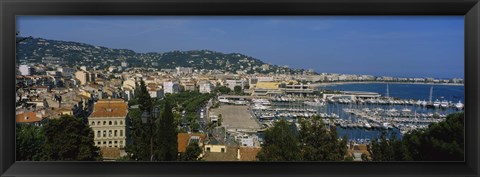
433,99,441,108
364,122,372,129
440,100,449,108
382,122,391,129
421,100,428,107
455,100,464,110
303,99,326,107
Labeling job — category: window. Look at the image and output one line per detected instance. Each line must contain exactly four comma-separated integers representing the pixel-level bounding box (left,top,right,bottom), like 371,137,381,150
109,121,112,125
114,121,117,125
109,141,112,144
91,121,95,126
206,147,211,152
97,121,101,125
120,121,123,125
97,142,100,145
109,130,112,137
221,148,225,153
103,141,106,144
97,131,100,138
120,130,123,137
114,130,117,137
103,131,106,137
120,141,123,145
103,121,106,125
114,141,118,144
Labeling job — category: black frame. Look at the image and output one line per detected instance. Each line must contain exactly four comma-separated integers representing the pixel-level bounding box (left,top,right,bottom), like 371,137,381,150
1,0,479,176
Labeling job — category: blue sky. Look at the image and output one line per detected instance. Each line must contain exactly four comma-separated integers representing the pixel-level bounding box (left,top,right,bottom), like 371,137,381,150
17,16,464,78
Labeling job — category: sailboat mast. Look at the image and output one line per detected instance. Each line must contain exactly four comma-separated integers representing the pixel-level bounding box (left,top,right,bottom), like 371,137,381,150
429,86,433,102
386,84,389,98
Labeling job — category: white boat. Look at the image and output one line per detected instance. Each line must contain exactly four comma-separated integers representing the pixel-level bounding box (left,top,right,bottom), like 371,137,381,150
440,100,449,108
421,100,427,107
433,99,441,108
455,101,464,110
304,100,326,107
382,122,392,129
252,104,270,110
364,123,372,129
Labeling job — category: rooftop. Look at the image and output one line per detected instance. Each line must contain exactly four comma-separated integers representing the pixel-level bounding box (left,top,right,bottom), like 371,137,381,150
16,112,43,123
177,133,207,153
238,146,262,161
89,99,128,118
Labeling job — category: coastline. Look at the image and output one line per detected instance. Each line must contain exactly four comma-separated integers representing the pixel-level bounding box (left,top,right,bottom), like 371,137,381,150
310,81,464,88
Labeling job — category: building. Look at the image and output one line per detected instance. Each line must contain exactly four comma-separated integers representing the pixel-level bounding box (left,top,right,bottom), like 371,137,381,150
237,146,261,161
176,67,193,75
16,111,46,126
177,133,207,158
42,56,66,65
163,81,180,94
75,71,89,85
225,79,246,91
121,61,128,68
88,99,128,159
181,81,196,92
199,81,214,93
19,65,35,76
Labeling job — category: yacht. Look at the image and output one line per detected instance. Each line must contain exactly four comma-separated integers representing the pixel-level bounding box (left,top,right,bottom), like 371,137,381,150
440,100,449,108
455,100,464,110
433,99,441,108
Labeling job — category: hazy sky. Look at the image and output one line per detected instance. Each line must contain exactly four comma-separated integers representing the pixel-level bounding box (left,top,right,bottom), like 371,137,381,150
17,16,464,78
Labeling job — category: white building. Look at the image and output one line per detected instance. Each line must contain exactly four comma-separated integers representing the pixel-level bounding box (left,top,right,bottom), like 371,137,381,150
176,67,193,75
121,61,128,68
19,65,34,76
225,79,246,91
163,81,180,94
199,81,214,93
88,99,128,151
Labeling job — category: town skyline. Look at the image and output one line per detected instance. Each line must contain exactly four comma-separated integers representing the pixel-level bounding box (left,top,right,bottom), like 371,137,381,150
17,16,464,78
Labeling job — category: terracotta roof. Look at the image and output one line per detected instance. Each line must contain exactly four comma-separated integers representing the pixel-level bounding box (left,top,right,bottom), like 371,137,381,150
90,99,128,118
16,112,43,123
100,147,121,159
238,146,262,161
203,146,238,161
177,133,207,153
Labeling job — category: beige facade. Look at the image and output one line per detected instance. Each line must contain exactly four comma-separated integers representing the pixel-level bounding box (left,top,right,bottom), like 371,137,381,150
88,99,128,149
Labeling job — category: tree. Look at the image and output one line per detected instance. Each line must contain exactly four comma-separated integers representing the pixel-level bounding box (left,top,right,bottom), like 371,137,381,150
124,108,150,161
366,112,464,161
42,115,101,161
365,131,402,161
402,112,464,161
138,79,152,113
298,116,348,161
215,86,231,94
155,100,178,161
257,120,301,161
16,124,45,161
234,85,243,95
179,142,202,161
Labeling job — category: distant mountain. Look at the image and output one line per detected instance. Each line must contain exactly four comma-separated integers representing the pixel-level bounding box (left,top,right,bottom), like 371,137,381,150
16,37,303,74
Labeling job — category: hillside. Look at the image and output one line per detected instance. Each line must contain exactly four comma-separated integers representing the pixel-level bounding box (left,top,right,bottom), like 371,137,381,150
16,37,302,74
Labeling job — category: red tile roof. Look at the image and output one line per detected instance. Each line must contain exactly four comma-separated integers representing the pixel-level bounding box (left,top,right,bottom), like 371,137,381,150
177,133,207,153
90,99,128,118
238,147,262,161
16,112,43,123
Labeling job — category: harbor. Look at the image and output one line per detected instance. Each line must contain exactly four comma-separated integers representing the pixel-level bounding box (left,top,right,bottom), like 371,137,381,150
243,84,462,141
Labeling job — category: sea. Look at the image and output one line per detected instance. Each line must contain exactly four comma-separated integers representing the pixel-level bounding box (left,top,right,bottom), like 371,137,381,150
315,83,465,142
316,83,465,102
